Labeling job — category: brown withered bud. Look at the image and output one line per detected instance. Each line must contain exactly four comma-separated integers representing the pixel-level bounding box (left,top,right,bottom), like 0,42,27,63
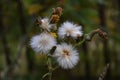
35,17,42,25
50,7,63,23
50,14,60,23
85,28,108,41
97,28,108,39
52,7,63,16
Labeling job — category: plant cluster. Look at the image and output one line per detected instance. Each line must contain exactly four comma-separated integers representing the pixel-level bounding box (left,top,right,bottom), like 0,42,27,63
30,7,108,80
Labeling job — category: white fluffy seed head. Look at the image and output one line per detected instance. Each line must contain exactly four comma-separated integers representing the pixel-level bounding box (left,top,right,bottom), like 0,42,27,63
40,18,51,31
30,32,56,54
53,43,79,69
58,21,83,39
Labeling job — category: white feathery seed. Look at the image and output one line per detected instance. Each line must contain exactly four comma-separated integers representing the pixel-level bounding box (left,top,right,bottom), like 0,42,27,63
30,32,56,54
58,21,83,39
53,43,79,69
40,18,51,31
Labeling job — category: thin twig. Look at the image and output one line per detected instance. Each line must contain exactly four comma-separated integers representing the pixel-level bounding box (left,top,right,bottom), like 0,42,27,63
48,58,52,80
98,63,110,80
75,39,85,47
41,72,50,80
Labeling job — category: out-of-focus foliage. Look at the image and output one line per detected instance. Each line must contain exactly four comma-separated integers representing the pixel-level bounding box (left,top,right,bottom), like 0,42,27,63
0,0,120,80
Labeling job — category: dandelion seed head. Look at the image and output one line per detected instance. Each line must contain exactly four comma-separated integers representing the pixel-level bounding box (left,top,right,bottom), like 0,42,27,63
58,21,83,39
30,32,56,54
53,43,79,69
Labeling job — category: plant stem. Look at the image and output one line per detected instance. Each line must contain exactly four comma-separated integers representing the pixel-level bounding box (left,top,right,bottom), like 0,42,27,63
75,39,85,47
48,58,52,80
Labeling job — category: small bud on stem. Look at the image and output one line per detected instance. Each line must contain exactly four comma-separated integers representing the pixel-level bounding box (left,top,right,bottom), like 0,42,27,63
85,28,108,41
50,7,63,23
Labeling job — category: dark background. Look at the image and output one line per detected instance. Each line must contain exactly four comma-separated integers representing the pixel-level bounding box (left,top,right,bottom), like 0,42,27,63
0,0,120,80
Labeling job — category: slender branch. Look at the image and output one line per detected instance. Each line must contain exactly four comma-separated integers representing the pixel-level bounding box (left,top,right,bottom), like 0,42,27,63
75,39,85,47
75,28,108,47
48,58,52,80
41,72,50,80
98,64,110,80
85,28,108,41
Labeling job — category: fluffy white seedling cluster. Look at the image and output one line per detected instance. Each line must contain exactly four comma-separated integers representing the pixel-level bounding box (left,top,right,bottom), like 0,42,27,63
53,43,79,69
30,32,56,54
58,21,83,39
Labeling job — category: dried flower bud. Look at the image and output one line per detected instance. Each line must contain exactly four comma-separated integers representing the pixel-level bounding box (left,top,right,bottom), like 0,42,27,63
50,7,63,24
97,29,108,39
52,7,63,16
50,14,60,23
84,28,108,41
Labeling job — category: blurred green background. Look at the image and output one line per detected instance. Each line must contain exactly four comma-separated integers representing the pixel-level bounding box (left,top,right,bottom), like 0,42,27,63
0,0,120,80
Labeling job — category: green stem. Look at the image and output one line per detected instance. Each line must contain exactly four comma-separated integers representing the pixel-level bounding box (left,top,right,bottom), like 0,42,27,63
41,57,59,80
41,72,50,80
48,58,52,80
75,39,85,47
